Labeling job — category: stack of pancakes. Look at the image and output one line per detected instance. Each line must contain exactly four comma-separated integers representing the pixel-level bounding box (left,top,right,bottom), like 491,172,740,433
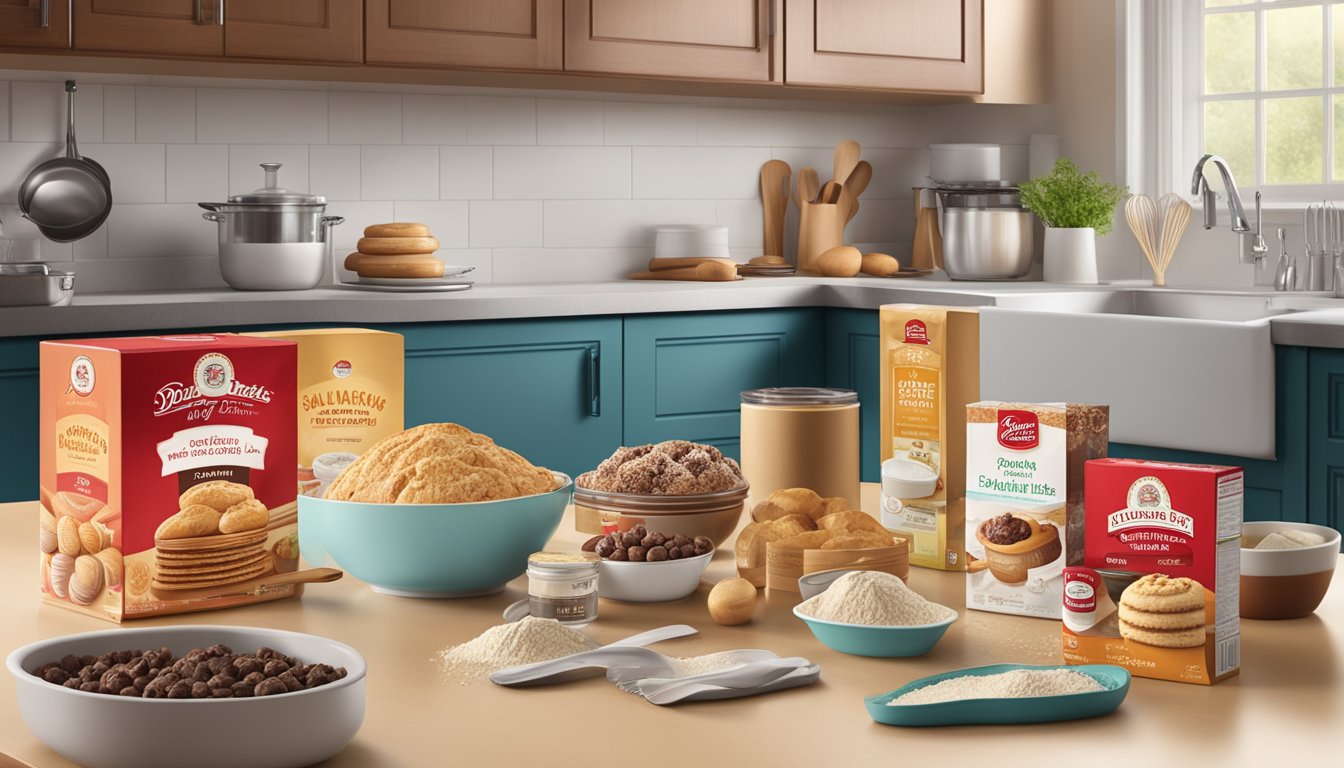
153,530,272,591
344,222,444,279
1117,573,1208,648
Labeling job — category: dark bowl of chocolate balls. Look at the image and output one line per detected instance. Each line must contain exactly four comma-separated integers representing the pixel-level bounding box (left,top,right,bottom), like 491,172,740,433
584,525,715,602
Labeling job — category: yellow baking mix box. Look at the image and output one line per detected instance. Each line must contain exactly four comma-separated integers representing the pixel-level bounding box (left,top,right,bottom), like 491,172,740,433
1062,458,1243,685
39,334,298,621
878,305,979,570
246,329,403,498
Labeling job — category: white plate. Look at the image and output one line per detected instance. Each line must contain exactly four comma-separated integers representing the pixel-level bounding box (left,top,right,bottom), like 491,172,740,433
335,281,473,293
354,266,475,285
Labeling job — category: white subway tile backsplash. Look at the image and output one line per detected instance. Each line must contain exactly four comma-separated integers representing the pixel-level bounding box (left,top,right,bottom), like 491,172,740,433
73,257,226,292
329,92,402,145
436,249,493,284
470,201,542,247
543,200,716,247
401,95,468,145
633,147,769,199
197,88,327,144
716,199,764,248
323,200,396,251
495,147,630,200
135,86,195,143
392,200,468,248
107,204,216,260
309,145,361,201
228,145,309,197
11,81,102,143
102,85,135,143
491,249,578,282
0,83,9,142
465,97,535,145
605,102,697,146
84,144,165,204
72,224,107,261
440,146,492,200
537,99,604,145
573,247,653,281
845,199,911,243
0,204,72,262
0,142,59,203
166,145,228,203
361,145,438,201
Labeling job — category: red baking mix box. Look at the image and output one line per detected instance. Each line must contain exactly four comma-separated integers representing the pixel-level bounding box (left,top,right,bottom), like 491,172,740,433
39,334,298,621
1062,458,1242,685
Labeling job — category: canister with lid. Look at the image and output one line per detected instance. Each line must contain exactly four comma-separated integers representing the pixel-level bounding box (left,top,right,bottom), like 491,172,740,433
526,552,599,627
739,387,860,508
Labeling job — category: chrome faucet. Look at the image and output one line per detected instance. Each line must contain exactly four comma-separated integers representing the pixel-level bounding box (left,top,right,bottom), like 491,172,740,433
1191,154,1268,264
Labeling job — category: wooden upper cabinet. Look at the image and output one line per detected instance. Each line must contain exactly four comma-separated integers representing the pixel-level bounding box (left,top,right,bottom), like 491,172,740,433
0,0,71,49
366,0,563,71
73,0,224,57
225,1,362,64
564,0,773,82
785,0,983,93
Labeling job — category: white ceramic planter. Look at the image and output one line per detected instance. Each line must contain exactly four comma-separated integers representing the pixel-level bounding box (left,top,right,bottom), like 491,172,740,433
1043,227,1098,284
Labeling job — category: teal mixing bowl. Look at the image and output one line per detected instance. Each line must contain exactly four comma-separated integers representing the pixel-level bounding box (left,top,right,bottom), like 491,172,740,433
298,472,572,598
793,606,957,658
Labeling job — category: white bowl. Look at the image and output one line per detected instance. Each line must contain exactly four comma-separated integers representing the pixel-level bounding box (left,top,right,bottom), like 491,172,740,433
929,143,1001,184
7,625,366,768
881,458,938,499
598,550,713,602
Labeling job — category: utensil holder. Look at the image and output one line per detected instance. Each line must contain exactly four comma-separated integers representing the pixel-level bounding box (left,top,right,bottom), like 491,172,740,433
797,202,846,275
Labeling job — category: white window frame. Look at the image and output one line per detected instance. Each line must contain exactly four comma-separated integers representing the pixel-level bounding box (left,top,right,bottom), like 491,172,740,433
1127,0,1344,208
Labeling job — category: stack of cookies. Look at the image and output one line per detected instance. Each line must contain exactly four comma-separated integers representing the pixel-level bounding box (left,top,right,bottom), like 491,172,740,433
1117,573,1208,649
343,222,444,279
152,481,273,592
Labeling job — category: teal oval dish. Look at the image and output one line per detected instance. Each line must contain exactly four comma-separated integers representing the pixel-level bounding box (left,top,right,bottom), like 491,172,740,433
865,663,1131,727
298,472,572,598
792,606,957,658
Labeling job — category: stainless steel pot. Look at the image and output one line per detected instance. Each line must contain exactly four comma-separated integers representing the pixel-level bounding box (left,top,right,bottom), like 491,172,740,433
939,208,1034,280
199,163,343,291
0,263,75,307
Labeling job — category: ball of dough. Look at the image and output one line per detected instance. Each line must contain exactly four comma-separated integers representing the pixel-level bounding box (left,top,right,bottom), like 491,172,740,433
708,577,758,625
817,246,862,277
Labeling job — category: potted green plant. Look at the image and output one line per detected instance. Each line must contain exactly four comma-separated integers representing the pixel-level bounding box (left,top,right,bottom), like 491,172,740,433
1018,158,1127,284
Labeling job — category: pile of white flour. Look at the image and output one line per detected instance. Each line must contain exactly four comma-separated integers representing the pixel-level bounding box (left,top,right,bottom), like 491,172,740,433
437,617,597,681
795,571,955,626
890,668,1103,705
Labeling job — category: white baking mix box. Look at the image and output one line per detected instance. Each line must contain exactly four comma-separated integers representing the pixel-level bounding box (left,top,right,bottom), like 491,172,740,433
246,328,403,498
39,334,298,621
965,402,1109,619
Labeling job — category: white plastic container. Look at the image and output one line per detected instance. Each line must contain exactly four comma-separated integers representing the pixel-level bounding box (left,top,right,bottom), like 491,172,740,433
929,144,1002,184
654,225,730,259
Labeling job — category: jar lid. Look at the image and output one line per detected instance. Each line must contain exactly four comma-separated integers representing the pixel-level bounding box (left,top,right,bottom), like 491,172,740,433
228,163,326,205
740,387,857,406
528,551,598,569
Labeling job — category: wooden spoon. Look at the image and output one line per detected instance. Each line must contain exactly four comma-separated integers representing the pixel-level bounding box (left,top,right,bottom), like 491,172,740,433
797,167,820,207
833,140,862,190
844,160,873,200
818,181,843,205
760,159,792,258
647,257,736,271
630,261,738,281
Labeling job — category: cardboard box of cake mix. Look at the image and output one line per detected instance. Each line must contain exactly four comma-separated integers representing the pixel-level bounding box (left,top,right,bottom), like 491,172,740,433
39,334,297,621
1062,458,1242,685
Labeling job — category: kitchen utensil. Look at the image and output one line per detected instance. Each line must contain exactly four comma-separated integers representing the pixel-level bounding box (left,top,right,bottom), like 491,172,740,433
838,186,859,223
490,647,677,687
653,225,729,259
818,181,842,205
865,664,1130,727
736,265,797,277
939,208,1033,280
1153,193,1191,286
629,261,738,281
911,188,942,271
200,163,344,291
7,625,366,768
797,167,821,207
627,663,821,705
796,203,846,274
295,472,571,598
604,649,793,685
797,569,857,600
0,263,75,307
612,653,816,705
833,139,862,189
794,605,957,658
145,567,344,604
18,81,112,243
1306,203,1327,291
929,143,1001,184
1275,227,1292,292
759,159,791,258
647,257,737,272
844,160,873,200
1124,194,1159,278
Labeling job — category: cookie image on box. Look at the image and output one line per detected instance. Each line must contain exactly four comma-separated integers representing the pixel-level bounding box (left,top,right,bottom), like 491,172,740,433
1118,573,1207,648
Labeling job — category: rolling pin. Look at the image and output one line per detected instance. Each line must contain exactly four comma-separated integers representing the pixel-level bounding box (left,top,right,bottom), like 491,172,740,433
631,261,738,282
647,257,737,271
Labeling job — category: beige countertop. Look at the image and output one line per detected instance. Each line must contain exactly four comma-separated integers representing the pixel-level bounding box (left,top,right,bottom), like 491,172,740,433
2,486,1343,766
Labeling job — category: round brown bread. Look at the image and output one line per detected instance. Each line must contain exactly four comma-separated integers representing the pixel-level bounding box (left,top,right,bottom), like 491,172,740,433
354,253,446,279
356,236,440,255
364,222,430,238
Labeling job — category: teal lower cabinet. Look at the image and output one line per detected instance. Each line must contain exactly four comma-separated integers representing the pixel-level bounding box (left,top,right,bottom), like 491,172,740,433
1308,347,1344,530
0,338,40,503
389,318,622,481
622,310,825,462
824,309,880,483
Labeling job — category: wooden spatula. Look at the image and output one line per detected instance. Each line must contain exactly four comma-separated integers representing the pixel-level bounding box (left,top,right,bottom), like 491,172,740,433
760,159,791,258
844,160,873,200
833,140,861,190
797,167,820,207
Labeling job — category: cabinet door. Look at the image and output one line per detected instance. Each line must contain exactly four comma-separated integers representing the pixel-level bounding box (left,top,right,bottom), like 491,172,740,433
824,309,879,483
366,0,563,71
393,319,622,481
225,0,362,63
0,0,70,49
1309,348,1344,533
623,309,824,461
73,0,224,56
0,338,40,503
564,0,772,82
784,0,982,93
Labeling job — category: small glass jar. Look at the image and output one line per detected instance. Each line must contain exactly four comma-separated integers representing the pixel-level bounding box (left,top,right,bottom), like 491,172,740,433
526,552,599,627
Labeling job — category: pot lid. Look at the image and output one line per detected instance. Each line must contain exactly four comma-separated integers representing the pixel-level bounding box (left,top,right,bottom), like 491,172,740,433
228,163,325,205
740,387,857,406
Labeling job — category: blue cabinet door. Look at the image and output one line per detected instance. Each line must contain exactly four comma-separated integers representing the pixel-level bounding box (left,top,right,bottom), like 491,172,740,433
824,309,880,483
0,338,40,503
388,318,623,480
622,309,825,461
1309,347,1344,531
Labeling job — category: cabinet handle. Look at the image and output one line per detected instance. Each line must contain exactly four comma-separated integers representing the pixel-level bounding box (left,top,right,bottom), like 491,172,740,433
216,0,225,26
37,0,49,28
193,0,223,25
586,345,600,418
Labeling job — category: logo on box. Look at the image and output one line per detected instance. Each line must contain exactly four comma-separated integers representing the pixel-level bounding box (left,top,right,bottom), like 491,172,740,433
996,410,1039,450
903,319,931,345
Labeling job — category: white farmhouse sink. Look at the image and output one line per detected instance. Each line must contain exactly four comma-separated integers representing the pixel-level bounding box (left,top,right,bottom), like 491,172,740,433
980,289,1301,459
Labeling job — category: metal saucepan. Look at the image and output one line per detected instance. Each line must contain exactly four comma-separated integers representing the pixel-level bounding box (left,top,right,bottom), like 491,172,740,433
19,81,113,243
939,208,1034,280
